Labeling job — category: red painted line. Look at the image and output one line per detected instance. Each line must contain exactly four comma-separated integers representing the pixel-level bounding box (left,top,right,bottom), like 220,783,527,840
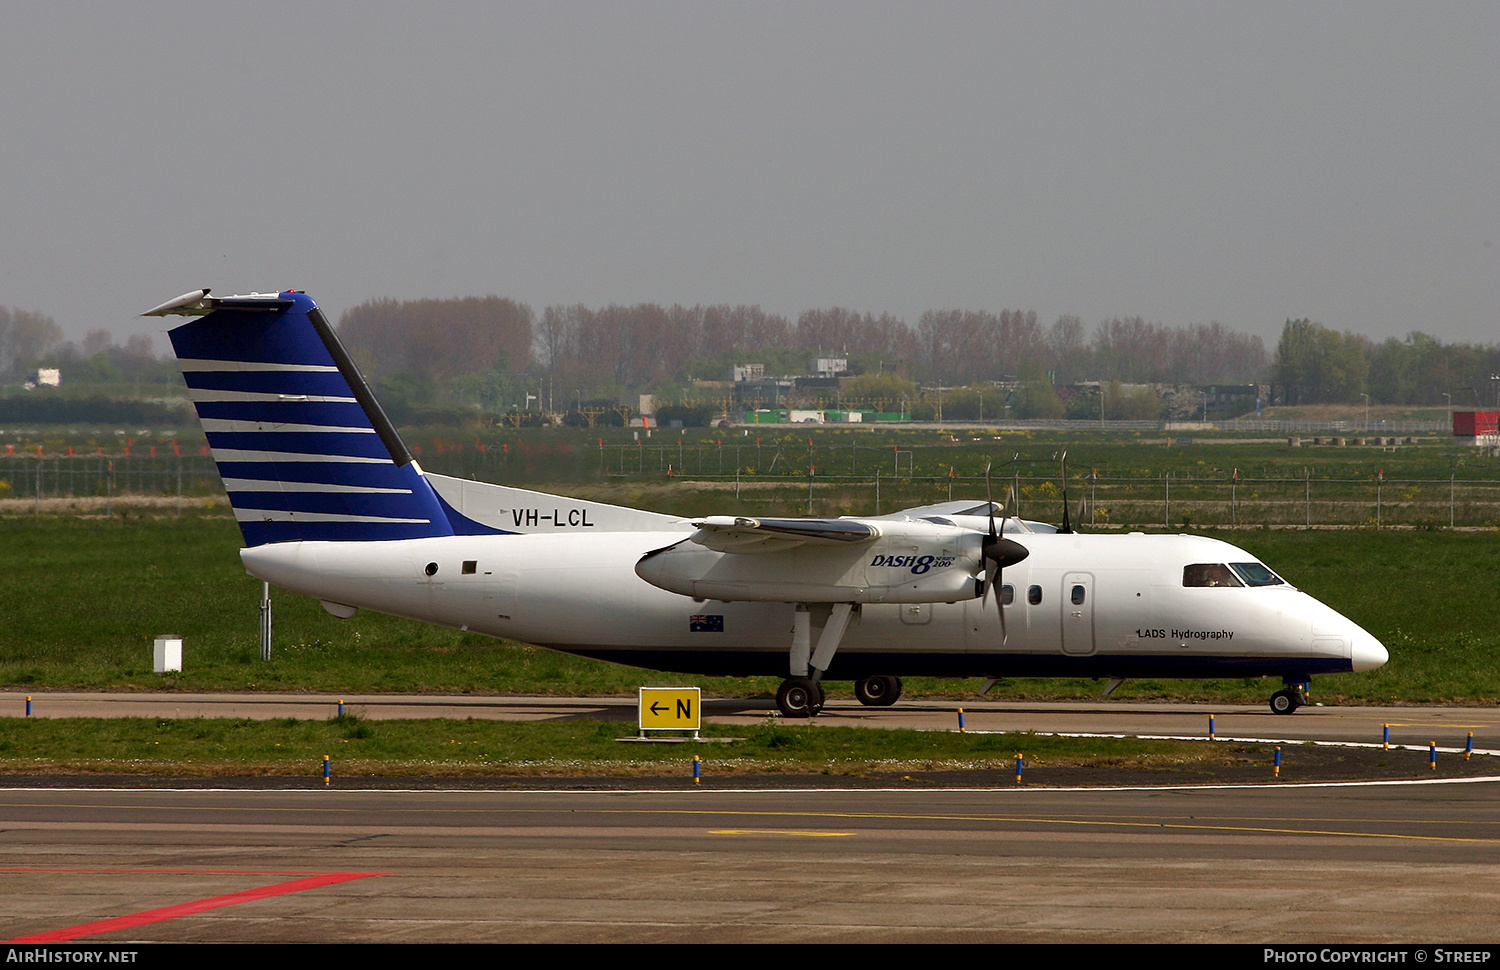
7,871,386,943
0,875,340,881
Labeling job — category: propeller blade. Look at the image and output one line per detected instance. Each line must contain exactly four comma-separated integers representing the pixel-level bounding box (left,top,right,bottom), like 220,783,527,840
977,461,1028,645
984,460,997,540
979,495,1028,645
978,460,999,605
997,570,1007,644
1059,449,1073,534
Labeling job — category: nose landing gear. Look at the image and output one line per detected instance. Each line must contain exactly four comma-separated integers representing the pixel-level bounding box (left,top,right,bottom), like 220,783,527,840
1269,678,1310,715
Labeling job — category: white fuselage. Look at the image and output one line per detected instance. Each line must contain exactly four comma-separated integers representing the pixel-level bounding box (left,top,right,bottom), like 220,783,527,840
241,529,1386,681
149,291,1387,690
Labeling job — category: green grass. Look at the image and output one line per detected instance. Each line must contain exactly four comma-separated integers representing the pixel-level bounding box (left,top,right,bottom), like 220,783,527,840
0,715,1258,776
0,513,767,695
9,419,1500,494
1,510,1498,705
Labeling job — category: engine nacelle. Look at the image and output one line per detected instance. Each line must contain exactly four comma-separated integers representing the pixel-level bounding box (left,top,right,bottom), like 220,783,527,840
635,522,984,603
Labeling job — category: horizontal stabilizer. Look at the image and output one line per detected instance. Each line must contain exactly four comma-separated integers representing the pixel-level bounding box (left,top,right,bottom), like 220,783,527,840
143,289,293,317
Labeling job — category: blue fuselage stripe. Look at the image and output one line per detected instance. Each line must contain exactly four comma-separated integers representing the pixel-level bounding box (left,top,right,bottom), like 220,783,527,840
552,648,1355,680
226,490,435,517
213,461,411,488
184,371,354,396
193,401,372,425
204,431,393,458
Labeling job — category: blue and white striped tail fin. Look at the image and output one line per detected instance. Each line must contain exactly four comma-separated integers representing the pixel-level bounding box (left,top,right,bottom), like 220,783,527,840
153,289,461,547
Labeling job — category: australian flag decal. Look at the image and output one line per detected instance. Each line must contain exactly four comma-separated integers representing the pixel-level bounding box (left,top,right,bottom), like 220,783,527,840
689,614,724,633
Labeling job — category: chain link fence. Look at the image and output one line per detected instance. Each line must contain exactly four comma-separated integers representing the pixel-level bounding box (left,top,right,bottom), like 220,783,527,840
5,450,1496,529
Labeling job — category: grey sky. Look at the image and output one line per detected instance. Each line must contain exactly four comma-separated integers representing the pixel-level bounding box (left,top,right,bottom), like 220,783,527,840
3,2,1495,352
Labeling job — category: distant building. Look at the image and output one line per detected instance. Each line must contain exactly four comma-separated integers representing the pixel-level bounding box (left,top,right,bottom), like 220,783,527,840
1453,411,1500,446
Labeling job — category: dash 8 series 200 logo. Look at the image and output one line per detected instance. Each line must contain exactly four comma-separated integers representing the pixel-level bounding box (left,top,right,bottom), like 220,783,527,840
869,554,957,574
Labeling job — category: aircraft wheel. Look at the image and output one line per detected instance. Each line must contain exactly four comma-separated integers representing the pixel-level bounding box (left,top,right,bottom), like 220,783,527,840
1269,689,1301,715
777,677,824,718
855,675,903,707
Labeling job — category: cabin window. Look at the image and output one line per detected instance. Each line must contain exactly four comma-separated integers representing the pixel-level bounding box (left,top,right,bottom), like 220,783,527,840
1071,584,1086,605
462,561,477,575
1000,584,1014,606
1182,563,1243,587
424,562,439,577
1229,562,1285,587
1027,585,1042,605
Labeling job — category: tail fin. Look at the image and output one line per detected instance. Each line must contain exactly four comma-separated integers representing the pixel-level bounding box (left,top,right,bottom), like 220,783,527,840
152,289,461,546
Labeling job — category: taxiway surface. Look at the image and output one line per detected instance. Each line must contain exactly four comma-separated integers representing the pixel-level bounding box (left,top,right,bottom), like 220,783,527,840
3,781,1498,943
5,690,1497,749
2,693,1498,942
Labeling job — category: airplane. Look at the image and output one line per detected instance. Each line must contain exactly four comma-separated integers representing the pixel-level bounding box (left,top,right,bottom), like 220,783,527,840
144,288,1388,717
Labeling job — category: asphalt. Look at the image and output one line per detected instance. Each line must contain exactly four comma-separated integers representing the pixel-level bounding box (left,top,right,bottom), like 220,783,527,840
6,688,1496,744
3,692,1498,942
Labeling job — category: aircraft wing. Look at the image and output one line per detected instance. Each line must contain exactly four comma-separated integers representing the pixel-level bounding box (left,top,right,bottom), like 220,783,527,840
689,515,879,553
867,500,997,520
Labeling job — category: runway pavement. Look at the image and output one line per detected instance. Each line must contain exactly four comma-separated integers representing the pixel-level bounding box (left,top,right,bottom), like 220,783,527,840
3,692,1498,943
2,780,1499,943
5,689,1496,751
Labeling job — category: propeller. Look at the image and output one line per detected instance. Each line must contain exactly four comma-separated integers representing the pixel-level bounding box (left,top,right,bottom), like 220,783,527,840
978,461,1029,643
1059,449,1073,534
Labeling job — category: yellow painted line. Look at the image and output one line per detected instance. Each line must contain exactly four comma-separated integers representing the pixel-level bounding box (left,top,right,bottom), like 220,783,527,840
6,799,1498,844
591,808,1500,845
1013,813,1500,828
709,829,854,837
6,800,1499,846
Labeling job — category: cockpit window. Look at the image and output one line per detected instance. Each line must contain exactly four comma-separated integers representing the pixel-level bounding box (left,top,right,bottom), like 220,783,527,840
1229,562,1285,587
1182,563,1244,587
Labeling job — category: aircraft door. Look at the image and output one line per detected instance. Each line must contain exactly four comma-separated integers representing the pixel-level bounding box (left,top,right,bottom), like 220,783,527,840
485,560,520,624
1061,572,1095,656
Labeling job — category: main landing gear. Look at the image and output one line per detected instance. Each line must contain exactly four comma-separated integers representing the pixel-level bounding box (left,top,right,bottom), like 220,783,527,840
1269,679,1310,715
768,603,906,717
774,675,904,717
854,675,903,707
776,677,825,718
774,602,858,718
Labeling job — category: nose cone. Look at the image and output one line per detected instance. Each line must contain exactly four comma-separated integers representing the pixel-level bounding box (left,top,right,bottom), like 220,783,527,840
1350,627,1389,672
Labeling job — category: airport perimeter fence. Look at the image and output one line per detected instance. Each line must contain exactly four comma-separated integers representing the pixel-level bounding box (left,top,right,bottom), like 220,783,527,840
0,453,223,508
663,469,1500,530
1218,419,1447,434
4,450,1499,529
